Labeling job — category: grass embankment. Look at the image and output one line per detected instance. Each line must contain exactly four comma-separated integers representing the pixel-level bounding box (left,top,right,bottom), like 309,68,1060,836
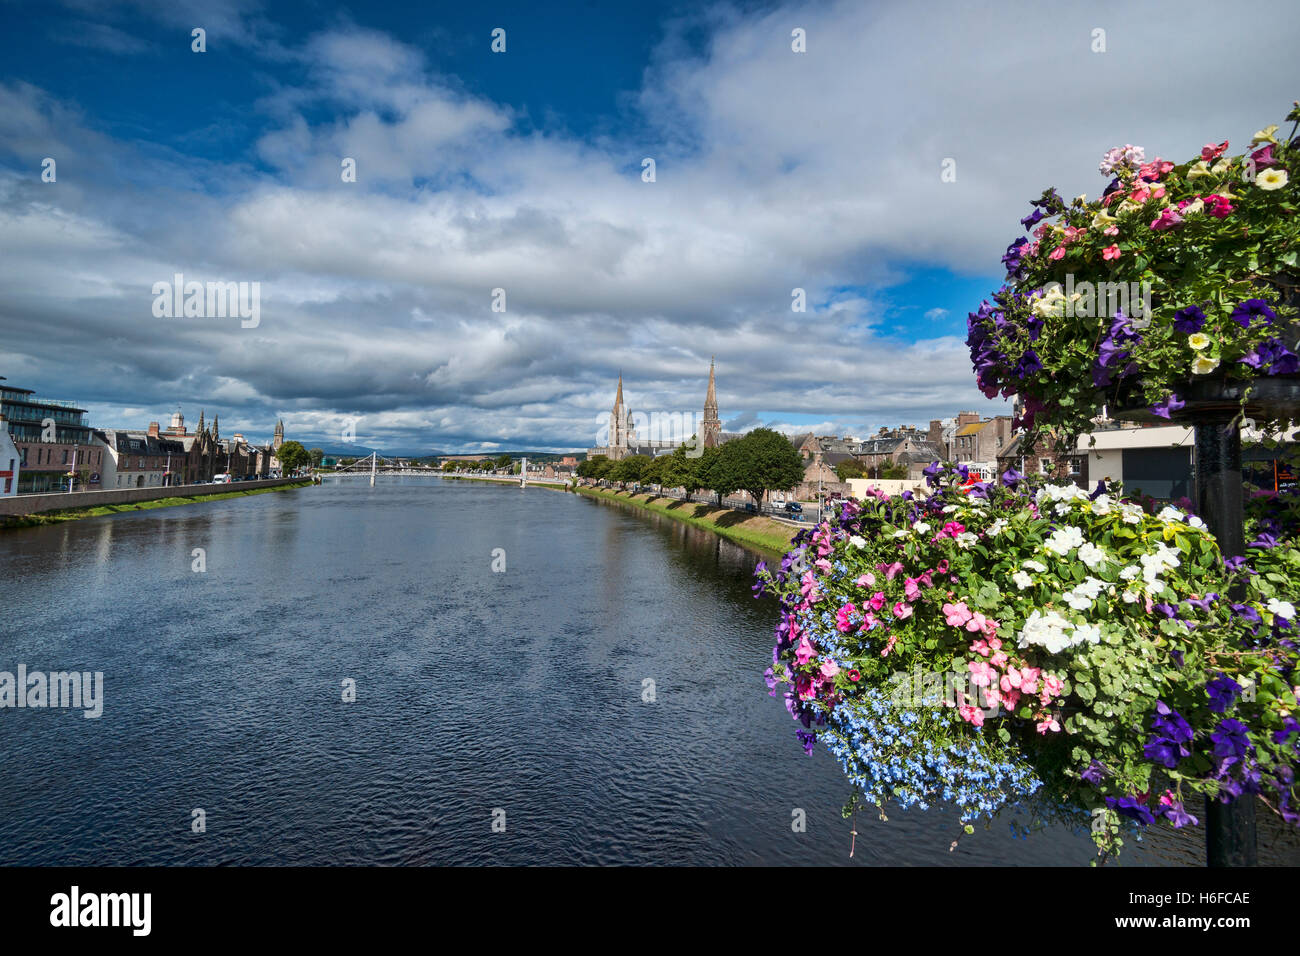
0,480,314,529
575,486,796,559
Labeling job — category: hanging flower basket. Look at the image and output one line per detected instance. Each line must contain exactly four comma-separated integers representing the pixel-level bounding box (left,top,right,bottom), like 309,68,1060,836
759,105,1300,861
967,104,1300,440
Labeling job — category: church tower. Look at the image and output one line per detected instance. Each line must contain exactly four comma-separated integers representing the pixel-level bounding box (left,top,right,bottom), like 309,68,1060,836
608,374,633,460
273,418,284,451
701,357,722,449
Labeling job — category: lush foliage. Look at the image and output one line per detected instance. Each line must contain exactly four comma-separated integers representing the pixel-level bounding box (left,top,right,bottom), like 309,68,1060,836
580,428,807,506
756,466,1300,857
968,105,1300,441
276,440,311,472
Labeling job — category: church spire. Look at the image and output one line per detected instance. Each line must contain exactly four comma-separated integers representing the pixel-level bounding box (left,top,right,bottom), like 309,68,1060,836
701,357,722,449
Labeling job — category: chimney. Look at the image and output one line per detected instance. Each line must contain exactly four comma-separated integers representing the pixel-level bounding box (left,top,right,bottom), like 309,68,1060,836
957,411,981,427
148,421,160,437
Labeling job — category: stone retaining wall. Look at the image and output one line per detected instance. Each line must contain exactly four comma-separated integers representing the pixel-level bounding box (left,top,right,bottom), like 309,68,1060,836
0,477,310,517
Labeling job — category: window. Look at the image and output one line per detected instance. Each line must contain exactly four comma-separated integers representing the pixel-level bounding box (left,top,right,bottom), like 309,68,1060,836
1039,458,1052,475
62,449,69,464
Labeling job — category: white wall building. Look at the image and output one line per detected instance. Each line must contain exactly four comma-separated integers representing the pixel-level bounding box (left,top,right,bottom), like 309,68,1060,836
0,414,20,496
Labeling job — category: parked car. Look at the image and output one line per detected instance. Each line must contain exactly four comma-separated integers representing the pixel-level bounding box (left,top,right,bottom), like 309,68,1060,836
785,501,804,514
211,474,233,484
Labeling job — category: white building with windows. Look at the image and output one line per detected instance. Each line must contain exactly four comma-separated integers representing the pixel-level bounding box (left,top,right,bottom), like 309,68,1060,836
0,413,19,496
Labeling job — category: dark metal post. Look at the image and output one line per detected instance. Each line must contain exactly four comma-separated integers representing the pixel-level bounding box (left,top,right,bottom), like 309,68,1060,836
1193,419,1257,867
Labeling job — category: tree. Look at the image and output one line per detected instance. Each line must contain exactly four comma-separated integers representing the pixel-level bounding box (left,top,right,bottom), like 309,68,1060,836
612,454,650,485
309,447,325,467
880,461,909,480
661,445,703,497
836,458,866,481
641,454,666,488
495,453,513,470
277,440,310,473
441,460,458,472
697,445,736,506
724,428,805,510
577,455,609,479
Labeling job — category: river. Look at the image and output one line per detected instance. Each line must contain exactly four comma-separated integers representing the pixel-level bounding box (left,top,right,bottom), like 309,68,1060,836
1,477,1295,865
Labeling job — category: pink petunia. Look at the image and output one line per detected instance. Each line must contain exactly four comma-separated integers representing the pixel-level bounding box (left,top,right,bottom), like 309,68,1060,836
867,591,887,612
854,572,876,587
968,660,996,688
1102,244,1121,260
1048,245,1066,261
943,601,973,627
904,577,922,602
794,636,817,666
958,704,985,728
1201,140,1228,161
1036,716,1061,734
892,601,913,620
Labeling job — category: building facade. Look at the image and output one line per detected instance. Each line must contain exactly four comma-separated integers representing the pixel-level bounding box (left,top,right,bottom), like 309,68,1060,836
0,378,104,493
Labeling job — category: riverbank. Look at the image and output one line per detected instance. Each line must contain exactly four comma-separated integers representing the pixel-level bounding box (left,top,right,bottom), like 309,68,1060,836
440,473,569,488
575,486,795,558
0,479,314,529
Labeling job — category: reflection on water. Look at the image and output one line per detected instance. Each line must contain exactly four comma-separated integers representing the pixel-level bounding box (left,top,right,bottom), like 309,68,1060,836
0,477,1294,865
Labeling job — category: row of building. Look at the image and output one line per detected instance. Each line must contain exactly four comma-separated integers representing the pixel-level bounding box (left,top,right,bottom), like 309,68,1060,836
0,376,288,496
578,363,1269,503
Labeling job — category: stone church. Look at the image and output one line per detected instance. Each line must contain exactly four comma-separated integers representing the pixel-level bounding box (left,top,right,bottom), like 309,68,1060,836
588,359,731,461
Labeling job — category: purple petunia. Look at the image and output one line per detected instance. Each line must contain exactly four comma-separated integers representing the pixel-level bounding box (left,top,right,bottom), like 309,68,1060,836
1106,795,1156,825
1172,305,1207,333
1229,298,1276,329
1161,800,1198,829
1151,393,1186,419
1001,467,1025,489
1207,673,1242,714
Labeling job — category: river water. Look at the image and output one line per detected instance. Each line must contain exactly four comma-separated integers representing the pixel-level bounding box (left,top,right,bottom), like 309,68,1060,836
1,477,1296,865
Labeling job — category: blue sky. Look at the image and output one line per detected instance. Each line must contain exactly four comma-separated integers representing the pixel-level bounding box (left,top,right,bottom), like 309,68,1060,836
1,0,1296,453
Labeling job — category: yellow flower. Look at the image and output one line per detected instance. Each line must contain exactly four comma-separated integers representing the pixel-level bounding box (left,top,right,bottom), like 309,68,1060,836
1211,158,1232,176
1258,168,1289,191
1186,160,1212,179
1182,198,1205,216
1091,210,1117,229
1252,124,1280,145
1188,333,1210,350
1192,355,1220,375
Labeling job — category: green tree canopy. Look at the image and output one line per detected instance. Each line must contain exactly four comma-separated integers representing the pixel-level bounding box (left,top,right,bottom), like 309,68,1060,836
723,429,805,508
277,440,310,473
611,454,651,484
640,454,666,487
836,458,866,481
495,453,513,469
308,447,325,467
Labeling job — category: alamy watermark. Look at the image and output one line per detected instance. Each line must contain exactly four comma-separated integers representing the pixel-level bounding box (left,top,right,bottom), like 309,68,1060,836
888,663,998,718
1033,275,1152,321
0,665,103,718
152,273,260,328
595,409,708,457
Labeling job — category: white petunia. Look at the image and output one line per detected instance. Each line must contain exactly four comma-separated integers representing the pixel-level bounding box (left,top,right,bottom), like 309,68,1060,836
1023,560,1047,573
1267,598,1296,621
987,518,1008,537
1078,542,1108,569
1045,525,1085,556
1120,565,1140,581
1072,623,1103,645
1013,570,1034,590
955,532,978,549
913,522,931,535
849,535,867,549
